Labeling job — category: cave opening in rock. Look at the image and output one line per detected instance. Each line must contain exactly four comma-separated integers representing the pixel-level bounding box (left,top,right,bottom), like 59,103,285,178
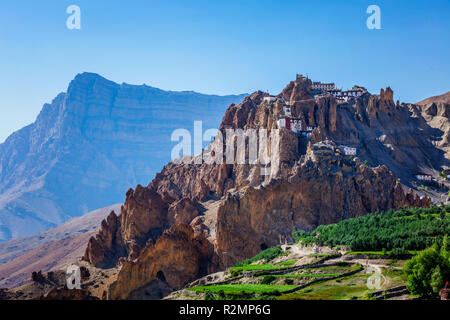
156,270,166,282
260,243,268,250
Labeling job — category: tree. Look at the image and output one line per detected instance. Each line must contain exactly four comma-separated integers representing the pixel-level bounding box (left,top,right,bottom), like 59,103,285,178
403,239,450,298
430,265,444,294
443,235,448,253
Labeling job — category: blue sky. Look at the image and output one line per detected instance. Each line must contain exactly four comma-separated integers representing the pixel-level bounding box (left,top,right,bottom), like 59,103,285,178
0,0,449,142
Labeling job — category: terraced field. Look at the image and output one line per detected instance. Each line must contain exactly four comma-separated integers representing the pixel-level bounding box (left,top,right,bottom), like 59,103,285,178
181,252,365,299
190,284,297,295
279,273,372,300
230,264,290,272
273,273,340,278
164,244,415,301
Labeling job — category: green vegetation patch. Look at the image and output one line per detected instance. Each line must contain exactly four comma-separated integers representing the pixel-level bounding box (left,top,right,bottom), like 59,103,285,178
278,273,371,300
190,284,297,295
230,264,288,272
293,206,449,252
234,246,286,267
273,273,340,278
404,236,450,299
277,260,297,266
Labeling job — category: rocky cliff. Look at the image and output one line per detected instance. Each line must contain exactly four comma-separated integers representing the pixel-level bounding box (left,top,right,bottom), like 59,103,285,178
0,73,246,241
413,98,450,161
83,76,437,299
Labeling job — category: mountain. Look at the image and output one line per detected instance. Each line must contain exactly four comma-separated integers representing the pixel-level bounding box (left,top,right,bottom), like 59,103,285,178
0,204,120,288
0,73,246,241
82,75,444,299
413,93,450,161
417,91,450,105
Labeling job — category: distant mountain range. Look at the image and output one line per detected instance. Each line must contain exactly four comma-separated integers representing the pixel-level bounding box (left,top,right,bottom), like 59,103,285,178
0,73,246,241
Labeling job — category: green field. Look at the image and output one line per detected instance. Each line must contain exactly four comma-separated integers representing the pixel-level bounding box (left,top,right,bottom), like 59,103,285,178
230,264,289,272
278,273,371,300
345,250,419,256
189,284,297,294
273,273,340,278
309,253,336,257
277,260,297,266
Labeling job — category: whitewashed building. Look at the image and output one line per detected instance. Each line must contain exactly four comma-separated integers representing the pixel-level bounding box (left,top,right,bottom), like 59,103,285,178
339,145,357,156
263,96,277,104
312,82,335,91
283,105,292,117
277,117,303,134
415,174,432,181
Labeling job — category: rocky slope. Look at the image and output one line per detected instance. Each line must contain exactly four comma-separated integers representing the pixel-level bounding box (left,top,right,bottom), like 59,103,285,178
0,204,120,267
417,91,450,105
83,76,437,299
0,204,120,288
412,95,450,162
0,73,246,241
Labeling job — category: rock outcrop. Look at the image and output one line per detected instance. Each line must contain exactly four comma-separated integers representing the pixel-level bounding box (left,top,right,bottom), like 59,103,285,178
109,224,216,300
83,76,436,299
414,99,450,160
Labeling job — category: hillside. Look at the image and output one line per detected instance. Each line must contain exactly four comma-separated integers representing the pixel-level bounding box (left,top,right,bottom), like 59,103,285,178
417,91,450,105
5,206,447,300
413,99,450,160
0,73,246,241
0,204,121,288
165,245,408,301
166,206,449,301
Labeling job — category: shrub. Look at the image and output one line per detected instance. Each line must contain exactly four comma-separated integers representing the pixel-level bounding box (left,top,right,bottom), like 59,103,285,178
260,275,276,285
235,246,284,266
272,290,281,296
260,295,277,300
218,290,226,299
230,270,241,278
205,292,215,300
389,248,410,259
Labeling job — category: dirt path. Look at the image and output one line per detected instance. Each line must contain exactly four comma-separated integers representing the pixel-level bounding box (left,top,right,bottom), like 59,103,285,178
354,259,382,273
283,244,335,257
